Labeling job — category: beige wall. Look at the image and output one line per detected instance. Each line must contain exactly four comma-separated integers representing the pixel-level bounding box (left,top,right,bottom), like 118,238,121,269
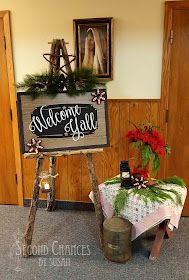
1,0,170,99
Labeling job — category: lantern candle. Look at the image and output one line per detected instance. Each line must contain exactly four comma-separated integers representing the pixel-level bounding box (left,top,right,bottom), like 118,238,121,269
39,171,51,193
44,182,50,191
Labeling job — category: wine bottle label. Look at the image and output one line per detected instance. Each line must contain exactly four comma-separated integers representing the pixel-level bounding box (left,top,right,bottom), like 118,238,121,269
122,172,130,178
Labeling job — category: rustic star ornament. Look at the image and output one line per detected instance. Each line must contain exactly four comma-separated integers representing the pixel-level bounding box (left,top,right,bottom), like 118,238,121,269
43,53,76,76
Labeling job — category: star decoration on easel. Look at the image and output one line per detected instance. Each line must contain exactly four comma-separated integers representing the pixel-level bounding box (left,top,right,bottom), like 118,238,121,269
91,89,106,105
26,138,44,154
43,53,76,76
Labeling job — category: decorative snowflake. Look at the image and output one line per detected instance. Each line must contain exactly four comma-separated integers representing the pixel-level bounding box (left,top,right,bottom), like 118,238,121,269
91,89,106,105
26,138,44,153
131,175,149,189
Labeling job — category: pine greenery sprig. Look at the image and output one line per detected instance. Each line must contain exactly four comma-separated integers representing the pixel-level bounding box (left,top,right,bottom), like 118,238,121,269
105,175,185,215
158,188,183,206
113,189,130,215
17,67,101,99
66,67,99,96
157,176,185,188
17,71,65,99
113,185,183,216
165,145,171,155
105,176,121,185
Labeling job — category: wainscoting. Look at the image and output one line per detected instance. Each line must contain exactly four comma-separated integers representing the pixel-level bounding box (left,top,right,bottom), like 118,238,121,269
22,100,161,202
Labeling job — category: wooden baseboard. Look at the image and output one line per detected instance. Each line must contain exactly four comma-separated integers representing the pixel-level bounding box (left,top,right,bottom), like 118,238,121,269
23,199,94,211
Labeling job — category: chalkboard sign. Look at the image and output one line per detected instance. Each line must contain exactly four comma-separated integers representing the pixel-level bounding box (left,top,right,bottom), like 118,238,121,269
17,90,109,153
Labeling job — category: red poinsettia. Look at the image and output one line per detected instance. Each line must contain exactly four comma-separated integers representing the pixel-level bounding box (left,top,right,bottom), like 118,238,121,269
126,125,169,157
126,124,170,174
131,167,150,178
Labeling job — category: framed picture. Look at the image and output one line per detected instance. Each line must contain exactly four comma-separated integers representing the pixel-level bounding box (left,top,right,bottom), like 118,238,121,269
74,17,113,79
17,89,109,154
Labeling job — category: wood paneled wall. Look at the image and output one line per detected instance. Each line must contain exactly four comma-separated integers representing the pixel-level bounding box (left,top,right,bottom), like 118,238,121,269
22,100,161,202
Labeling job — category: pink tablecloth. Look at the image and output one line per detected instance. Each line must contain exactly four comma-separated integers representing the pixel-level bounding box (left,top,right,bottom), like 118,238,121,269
89,180,187,241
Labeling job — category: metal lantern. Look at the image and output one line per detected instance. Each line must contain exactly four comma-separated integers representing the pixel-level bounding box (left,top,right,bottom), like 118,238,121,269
39,171,51,193
103,217,132,263
120,160,132,189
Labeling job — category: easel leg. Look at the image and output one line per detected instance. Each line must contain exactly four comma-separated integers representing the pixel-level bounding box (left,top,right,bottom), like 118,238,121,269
86,153,104,248
22,157,44,257
47,156,56,211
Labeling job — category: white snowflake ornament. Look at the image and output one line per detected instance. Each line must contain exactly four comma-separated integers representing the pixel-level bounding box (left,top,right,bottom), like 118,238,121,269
131,175,149,189
91,89,106,105
26,138,44,153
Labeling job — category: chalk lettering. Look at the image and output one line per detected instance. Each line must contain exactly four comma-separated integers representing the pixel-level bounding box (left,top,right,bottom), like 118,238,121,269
29,104,98,141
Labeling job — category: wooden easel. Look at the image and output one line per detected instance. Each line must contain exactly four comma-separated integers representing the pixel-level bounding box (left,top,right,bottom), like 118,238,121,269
23,150,104,257
22,39,104,257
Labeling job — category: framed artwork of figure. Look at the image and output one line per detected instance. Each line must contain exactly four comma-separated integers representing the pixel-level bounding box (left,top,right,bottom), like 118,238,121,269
74,18,113,79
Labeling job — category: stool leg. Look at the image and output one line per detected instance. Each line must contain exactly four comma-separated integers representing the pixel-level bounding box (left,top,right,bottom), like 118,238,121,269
22,156,44,257
149,220,170,260
47,156,56,211
165,226,173,239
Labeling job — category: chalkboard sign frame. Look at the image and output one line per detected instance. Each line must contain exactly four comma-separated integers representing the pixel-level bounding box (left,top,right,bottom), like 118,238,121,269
17,91,110,154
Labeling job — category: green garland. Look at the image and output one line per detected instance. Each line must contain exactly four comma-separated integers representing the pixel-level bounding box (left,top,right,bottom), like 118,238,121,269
113,189,130,216
113,186,183,216
66,67,98,96
17,72,65,99
105,176,121,185
104,176,185,215
157,176,185,187
17,67,103,99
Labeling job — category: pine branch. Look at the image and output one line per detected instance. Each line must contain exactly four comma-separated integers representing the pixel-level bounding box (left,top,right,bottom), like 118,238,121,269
105,177,121,185
66,67,100,96
157,176,185,188
113,189,130,215
113,185,183,215
17,68,102,99
158,188,183,206
17,71,65,99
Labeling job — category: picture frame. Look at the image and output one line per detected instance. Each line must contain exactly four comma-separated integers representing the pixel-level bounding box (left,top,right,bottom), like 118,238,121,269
73,17,113,79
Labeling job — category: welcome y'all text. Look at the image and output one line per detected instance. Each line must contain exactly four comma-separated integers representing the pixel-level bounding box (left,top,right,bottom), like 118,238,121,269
29,104,98,141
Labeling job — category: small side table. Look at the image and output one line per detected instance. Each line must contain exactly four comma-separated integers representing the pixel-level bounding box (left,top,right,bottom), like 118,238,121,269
89,179,187,260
